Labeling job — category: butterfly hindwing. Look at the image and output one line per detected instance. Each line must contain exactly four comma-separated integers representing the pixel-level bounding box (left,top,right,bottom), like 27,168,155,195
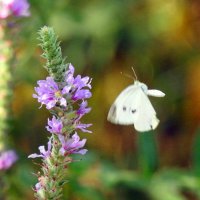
133,89,159,132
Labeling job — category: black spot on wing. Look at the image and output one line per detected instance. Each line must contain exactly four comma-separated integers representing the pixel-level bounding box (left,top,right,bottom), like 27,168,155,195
111,105,117,116
131,109,136,114
122,106,136,114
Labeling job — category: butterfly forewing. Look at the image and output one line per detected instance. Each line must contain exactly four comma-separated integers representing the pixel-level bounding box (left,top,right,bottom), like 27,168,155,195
107,83,141,125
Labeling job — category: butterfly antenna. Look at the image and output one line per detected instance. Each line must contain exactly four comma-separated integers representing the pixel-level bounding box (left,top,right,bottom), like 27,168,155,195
120,72,134,80
131,67,138,80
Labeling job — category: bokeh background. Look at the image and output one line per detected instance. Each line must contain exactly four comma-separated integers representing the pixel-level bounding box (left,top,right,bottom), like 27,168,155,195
3,0,200,199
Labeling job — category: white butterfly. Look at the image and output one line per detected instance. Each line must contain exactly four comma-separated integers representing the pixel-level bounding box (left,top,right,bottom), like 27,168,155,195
107,73,165,132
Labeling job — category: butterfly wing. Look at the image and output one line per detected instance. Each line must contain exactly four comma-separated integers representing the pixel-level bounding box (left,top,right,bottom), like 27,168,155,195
133,89,159,132
107,83,142,125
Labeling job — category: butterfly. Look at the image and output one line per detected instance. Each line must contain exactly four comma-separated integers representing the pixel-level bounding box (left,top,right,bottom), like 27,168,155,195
107,69,165,132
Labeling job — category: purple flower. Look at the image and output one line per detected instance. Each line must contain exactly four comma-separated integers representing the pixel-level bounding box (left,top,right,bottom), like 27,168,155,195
72,89,92,101
33,77,67,109
77,101,91,116
65,63,75,85
73,75,92,90
0,0,30,19
35,182,42,191
46,116,63,134
76,122,92,133
34,176,45,192
59,133,87,156
28,137,52,159
0,150,18,170
65,64,92,101
74,110,92,133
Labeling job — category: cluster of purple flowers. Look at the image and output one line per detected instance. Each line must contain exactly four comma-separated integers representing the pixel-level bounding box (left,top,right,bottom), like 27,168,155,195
0,150,17,170
33,64,92,110
29,63,92,160
0,0,30,19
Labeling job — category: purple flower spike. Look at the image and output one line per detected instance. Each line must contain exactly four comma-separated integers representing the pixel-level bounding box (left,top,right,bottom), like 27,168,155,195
46,116,63,134
59,133,87,156
28,137,52,159
0,150,18,170
33,77,67,109
0,0,30,19
30,27,93,199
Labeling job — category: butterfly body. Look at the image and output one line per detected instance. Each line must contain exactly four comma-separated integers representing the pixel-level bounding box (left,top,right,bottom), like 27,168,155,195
107,80,165,132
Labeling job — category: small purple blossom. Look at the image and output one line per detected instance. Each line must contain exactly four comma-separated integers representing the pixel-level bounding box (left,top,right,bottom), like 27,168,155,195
65,64,92,101
74,111,92,133
0,0,30,19
34,176,46,192
35,182,42,191
33,77,67,109
0,150,18,170
73,75,92,90
28,137,52,159
75,122,92,133
72,89,92,101
46,116,63,134
11,0,29,16
59,133,87,156
77,101,91,116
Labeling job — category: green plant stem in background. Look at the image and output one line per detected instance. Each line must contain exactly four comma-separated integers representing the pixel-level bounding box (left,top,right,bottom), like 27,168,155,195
0,25,12,151
0,24,18,199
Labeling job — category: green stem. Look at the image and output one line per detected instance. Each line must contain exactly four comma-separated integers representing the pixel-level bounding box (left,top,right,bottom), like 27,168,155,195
0,25,12,151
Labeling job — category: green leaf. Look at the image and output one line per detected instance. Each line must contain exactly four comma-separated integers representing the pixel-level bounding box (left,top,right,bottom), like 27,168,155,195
137,132,158,176
191,128,200,176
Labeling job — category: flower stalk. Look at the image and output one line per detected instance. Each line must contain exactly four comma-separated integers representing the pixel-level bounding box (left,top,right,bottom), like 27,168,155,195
29,26,92,199
0,25,12,152
0,1,30,196
0,23,19,171
0,0,30,171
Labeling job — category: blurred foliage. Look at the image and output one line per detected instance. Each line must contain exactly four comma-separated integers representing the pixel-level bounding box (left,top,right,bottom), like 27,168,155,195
2,0,200,199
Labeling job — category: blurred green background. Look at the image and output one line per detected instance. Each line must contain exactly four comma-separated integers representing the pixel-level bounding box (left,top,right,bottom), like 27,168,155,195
4,0,200,199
